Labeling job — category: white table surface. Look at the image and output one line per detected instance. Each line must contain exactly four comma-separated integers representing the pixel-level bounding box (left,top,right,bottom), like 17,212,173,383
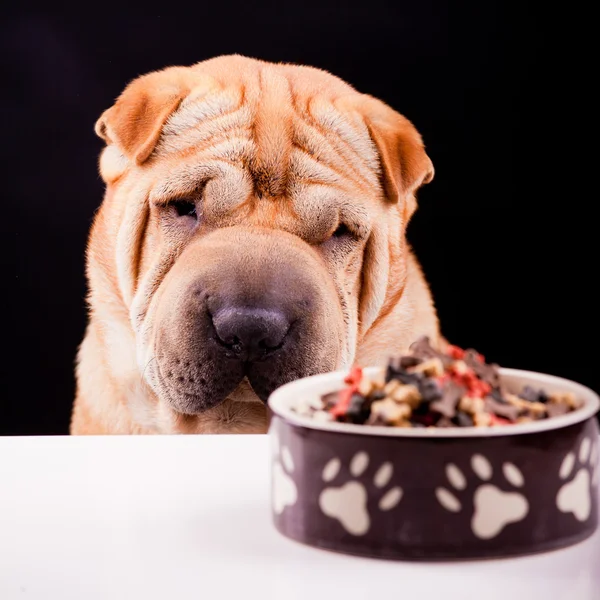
0,435,598,600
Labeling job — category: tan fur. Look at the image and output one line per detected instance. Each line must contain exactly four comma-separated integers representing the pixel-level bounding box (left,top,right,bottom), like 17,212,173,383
71,55,441,435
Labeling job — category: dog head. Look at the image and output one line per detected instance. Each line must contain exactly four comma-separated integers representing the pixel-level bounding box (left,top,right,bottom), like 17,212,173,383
89,55,433,427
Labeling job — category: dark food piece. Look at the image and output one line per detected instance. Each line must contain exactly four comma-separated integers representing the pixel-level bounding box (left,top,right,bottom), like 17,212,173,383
399,355,423,369
410,412,438,427
409,336,454,367
345,393,369,424
490,388,509,405
313,336,582,428
454,411,475,427
484,397,520,421
463,349,500,388
418,378,444,403
430,381,464,418
519,385,548,404
386,365,423,387
538,389,550,403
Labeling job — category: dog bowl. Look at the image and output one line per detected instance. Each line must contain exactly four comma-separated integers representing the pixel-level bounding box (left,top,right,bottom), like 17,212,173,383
268,367,600,560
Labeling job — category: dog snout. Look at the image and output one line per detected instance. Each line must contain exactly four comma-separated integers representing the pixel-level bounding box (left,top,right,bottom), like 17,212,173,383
152,227,345,413
211,306,291,362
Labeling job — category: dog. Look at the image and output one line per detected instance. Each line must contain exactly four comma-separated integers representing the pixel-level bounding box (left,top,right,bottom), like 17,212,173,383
70,55,441,434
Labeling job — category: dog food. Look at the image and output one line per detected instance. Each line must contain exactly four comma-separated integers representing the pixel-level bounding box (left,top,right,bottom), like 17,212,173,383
295,336,582,427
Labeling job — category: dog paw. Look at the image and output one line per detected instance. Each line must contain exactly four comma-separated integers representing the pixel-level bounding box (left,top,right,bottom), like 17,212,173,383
435,454,529,539
318,451,403,536
556,436,598,522
271,429,298,515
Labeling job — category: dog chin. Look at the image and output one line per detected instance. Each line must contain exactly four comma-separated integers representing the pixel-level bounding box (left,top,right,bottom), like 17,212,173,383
167,388,269,434
162,376,262,417
227,377,263,404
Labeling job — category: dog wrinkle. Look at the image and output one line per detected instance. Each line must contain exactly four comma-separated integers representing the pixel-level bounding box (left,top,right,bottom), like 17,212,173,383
73,55,440,435
153,63,378,197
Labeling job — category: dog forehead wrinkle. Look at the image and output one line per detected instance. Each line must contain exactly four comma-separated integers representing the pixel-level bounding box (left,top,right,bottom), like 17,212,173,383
151,164,216,199
155,72,372,198
291,103,380,193
156,82,254,160
249,68,294,198
312,99,376,165
154,84,378,201
162,84,245,137
156,117,254,161
201,137,253,164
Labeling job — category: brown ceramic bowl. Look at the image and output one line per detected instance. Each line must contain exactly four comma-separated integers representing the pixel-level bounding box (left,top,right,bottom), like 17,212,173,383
268,367,600,560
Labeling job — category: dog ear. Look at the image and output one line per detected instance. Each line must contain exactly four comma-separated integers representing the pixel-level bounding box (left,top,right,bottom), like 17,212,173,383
95,67,191,165
349,97,433,337
361,96,434,220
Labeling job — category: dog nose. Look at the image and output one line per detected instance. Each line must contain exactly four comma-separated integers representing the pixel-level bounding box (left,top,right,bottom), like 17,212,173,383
211,307,291,362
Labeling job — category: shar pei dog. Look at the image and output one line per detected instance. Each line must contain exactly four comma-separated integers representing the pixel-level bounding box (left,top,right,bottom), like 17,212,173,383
71,55,441,435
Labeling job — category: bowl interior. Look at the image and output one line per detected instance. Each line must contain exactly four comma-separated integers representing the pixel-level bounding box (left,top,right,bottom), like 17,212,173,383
268,367,600,438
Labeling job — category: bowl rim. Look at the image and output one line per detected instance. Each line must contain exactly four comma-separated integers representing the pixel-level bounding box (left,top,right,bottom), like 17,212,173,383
268,367,600,438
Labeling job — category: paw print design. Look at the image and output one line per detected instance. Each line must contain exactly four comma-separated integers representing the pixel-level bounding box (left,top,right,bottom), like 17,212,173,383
271,429,298,515
556,436,599,522
318,452,403,536
435,454,529,540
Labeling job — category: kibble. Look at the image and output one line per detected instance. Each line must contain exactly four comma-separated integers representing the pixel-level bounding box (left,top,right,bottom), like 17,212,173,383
291,336,583,428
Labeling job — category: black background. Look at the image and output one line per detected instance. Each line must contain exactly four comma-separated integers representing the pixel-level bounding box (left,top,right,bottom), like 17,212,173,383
1,4,595,435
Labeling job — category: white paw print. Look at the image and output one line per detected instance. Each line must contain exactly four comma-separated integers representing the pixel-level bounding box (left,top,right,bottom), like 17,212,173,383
318,451,403,536
435,454,529,540
271,429,298,515
556,436,599,522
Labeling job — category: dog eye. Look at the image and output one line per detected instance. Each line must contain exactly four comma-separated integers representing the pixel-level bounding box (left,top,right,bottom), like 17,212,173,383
172,200,198,219
332,223,351,238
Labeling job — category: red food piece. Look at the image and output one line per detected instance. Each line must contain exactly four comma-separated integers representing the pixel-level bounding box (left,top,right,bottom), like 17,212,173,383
331,366,363,418
344,366,363,386
462,370,478,386
448,368,469,388
436,373,451,386
330,386,357,417
449,362,471,378
447,345,465,360
470,380,491,398
446,365,491,399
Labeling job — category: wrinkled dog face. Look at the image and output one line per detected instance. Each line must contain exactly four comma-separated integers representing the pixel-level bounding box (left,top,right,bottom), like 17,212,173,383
93,56,433,417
